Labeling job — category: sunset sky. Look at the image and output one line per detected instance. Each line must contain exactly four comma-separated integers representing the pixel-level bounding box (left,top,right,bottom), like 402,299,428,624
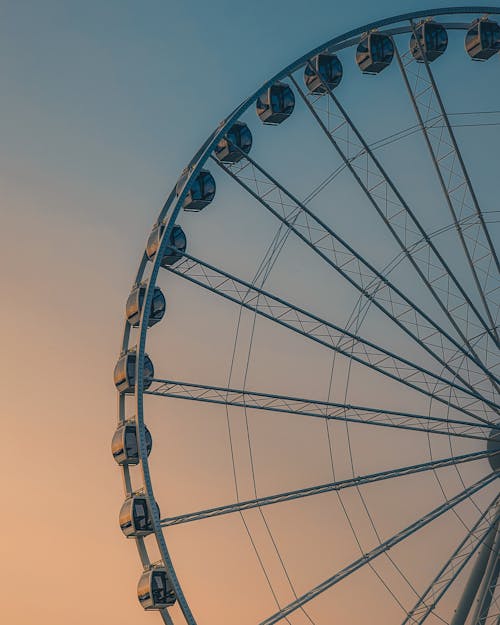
1,1,499,624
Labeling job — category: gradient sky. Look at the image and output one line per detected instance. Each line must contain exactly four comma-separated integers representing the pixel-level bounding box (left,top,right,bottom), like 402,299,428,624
1,2,499,624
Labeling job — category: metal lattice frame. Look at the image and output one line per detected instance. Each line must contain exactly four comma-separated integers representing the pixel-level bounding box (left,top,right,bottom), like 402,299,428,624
116,7,500,625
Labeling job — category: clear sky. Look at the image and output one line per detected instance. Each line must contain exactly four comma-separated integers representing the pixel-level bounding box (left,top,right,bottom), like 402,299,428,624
1,2,499,624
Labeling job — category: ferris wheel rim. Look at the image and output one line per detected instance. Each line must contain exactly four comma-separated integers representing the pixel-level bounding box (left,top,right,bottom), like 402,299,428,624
116,7,500,625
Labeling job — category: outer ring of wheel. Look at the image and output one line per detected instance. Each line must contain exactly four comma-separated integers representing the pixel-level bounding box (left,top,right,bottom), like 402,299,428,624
117,7,500,625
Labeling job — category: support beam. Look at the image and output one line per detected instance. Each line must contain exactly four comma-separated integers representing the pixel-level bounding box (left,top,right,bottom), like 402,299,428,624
290,69,498,375
146,378,496,441
259,473,498,625
160,450,497,528
469,521,500,625
394,23,499,348
168,252,498,423
450,517,500,625
401,496,499,625
213,149,498,401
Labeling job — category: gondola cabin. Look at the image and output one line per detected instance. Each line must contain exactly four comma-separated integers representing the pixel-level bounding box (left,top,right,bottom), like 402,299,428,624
114,351,154,394
111,421,152,465
256,82,295,125
126,284,166,328
146,223,187,267
176,169,216,211
120,495,159,537
466,19,500,60
356,32,394,74
137,566,176,610
410,20,448,62
215,122,253,163
304,53,343,94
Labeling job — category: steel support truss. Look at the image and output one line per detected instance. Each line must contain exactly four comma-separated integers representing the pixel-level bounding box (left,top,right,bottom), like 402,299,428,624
393,22,499,352
258,473,498,625
145,378,496,440
287,68,498,390
167,251,498,423
157,451,497,528
212,149,498,403
401,496,499,624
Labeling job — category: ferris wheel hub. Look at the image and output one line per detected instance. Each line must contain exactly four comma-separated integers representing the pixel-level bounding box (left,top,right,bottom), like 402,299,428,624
487,429,500,473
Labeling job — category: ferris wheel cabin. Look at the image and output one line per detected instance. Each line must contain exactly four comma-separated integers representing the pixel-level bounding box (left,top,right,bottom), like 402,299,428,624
256,82,295,124
410,20,448,62
176,169,216,212
215,121,253,163
465,18,500,60
111,421,152,465
114,351,154,394
304,53,343,94
356,32,394,74
137,566,176,610
126,284,166,328
146,223,187,267
120,495,159,538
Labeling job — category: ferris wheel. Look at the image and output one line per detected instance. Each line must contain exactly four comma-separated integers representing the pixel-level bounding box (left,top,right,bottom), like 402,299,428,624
113,7,500,625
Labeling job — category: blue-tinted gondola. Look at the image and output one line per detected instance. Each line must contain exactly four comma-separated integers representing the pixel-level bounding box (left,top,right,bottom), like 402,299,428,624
466,18,500,60
215,122,253,163
304,53,343,94
356,32,394,74
146,223,187,267
256,82,295,124
176,169,216,211
410,20,448,62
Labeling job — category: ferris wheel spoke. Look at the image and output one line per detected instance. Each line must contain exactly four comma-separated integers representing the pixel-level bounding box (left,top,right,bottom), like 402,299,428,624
400,496,499,625
211,150,498,400
394,24,500,349
159,452,497,528
145,378,496,441
167,252,499,423
289,71,498,363
258,473,498,625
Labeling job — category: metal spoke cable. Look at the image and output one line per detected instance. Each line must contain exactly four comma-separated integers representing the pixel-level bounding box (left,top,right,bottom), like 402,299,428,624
146,379,497,440
395,24,499,346
290,70,498,374
213,150,498,401
221,216,315,623
167,251,499,423
159,450,497,527
258,473,498,625
400,496,500,625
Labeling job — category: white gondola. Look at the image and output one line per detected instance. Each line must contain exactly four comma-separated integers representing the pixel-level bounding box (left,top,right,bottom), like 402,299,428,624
111,421,152,465
120,495,159,537
137,566,176,610
113,350,154,394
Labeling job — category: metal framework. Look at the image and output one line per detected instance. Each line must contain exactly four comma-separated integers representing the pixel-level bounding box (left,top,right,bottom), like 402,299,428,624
115,7,500,625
